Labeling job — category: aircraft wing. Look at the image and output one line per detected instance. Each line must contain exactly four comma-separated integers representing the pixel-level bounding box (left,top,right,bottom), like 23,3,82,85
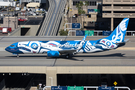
59,49,77,54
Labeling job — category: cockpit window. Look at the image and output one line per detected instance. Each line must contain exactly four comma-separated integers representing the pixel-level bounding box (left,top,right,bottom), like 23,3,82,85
10,45,15,47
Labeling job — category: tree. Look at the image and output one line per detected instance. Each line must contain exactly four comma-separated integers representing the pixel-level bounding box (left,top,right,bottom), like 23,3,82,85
76,1,84,15
85,1,89,14
79,1,83,8
76,1,86,28
59,29,68,36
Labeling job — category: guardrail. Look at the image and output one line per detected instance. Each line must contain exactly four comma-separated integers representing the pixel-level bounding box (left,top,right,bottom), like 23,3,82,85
43,86,130,90
68,30,135,36
9,27,21,36
84,86,130,90
94,31,135,36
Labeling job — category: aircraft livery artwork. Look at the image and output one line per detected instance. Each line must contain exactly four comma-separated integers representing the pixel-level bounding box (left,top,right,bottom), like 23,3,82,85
5,18,129,58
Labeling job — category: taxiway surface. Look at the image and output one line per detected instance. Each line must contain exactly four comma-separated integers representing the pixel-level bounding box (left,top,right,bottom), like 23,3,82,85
0,36,135,66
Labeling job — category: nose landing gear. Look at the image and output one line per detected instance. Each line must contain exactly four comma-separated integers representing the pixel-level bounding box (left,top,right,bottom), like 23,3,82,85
17,54,19,58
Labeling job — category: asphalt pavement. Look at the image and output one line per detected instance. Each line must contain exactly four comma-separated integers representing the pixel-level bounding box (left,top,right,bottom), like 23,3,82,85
0,36,135,66
0,50,135,66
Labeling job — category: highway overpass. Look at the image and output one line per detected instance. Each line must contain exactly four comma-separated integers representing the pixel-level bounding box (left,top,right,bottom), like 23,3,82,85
37,0,67,36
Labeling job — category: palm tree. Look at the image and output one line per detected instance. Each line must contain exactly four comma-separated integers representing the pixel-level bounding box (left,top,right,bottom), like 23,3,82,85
85,1,89,14
79,1,83,8
76,1,86,28
76,1,84,15
82,10,86,27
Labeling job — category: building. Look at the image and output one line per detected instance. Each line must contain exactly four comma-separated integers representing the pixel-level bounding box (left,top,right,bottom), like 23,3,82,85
67,0,135,31
68,0,102,30
0,0,16,7
1,17,18,31
102,0,135,31
20,0,47,4
20,0,48,9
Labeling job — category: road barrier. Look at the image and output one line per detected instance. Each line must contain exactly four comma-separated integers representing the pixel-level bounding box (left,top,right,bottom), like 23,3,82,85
44,86,130,90
68,30,135,36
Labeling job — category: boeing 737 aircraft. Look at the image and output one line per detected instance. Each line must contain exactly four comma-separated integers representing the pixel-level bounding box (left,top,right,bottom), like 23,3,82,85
5,18,129,58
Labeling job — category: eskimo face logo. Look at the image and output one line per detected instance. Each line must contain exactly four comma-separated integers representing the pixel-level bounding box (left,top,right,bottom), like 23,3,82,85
106,41,111,46
100,39,113,49
31,43,38,49
120,18,128,31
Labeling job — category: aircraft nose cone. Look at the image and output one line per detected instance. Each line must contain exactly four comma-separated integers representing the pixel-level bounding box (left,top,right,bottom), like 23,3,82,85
5,47,10,52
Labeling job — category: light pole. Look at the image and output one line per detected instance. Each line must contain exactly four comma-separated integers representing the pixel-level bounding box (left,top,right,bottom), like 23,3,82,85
12,1,13,17
14,0,16,29
8,5,9,29
70,8,72,23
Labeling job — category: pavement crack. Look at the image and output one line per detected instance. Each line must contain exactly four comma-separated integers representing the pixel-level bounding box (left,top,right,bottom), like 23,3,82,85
53,58,57,66
0,36,4,41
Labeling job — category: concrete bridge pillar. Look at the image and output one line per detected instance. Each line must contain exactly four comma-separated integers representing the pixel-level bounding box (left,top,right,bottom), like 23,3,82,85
111,17,113,31
46,67,57,86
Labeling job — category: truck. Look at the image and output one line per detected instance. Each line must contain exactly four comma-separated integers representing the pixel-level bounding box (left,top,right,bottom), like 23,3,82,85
0,27,12,34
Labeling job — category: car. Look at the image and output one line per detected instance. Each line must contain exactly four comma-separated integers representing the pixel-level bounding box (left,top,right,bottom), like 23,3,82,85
72,15,75,17
18,18,27,21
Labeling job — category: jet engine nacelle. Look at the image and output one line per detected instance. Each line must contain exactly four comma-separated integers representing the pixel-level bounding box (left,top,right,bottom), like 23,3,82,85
47,51,59,57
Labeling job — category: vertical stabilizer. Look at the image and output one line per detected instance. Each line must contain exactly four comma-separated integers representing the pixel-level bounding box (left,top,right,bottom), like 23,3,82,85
106,18,129,43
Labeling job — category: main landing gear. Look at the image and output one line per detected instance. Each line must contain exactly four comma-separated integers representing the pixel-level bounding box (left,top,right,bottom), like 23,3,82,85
65,54,73,59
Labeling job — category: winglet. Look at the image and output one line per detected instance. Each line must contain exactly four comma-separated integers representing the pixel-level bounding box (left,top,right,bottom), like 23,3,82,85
82,35,87,41
77,35,87,52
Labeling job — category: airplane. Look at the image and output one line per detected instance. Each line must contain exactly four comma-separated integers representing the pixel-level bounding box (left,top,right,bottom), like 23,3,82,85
5,18,129,58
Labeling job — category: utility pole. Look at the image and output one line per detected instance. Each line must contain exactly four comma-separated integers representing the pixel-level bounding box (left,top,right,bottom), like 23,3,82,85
15,0,16,29
8,6,9,29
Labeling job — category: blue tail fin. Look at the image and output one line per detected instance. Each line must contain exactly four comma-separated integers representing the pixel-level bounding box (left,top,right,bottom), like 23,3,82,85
106,18,129,43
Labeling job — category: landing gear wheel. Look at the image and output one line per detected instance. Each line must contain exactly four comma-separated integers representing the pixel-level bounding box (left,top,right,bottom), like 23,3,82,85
66,55,69,59
66,54,72,59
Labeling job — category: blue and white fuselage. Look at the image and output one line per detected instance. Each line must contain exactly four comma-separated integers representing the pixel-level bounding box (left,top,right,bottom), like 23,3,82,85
5,18,129,58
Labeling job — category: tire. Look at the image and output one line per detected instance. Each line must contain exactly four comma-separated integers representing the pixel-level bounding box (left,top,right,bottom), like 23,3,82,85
66,54,73,59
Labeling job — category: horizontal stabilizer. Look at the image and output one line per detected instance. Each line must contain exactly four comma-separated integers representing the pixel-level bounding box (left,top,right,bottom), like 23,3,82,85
115,39,129,47
115,39,129,45
124,39,129,42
